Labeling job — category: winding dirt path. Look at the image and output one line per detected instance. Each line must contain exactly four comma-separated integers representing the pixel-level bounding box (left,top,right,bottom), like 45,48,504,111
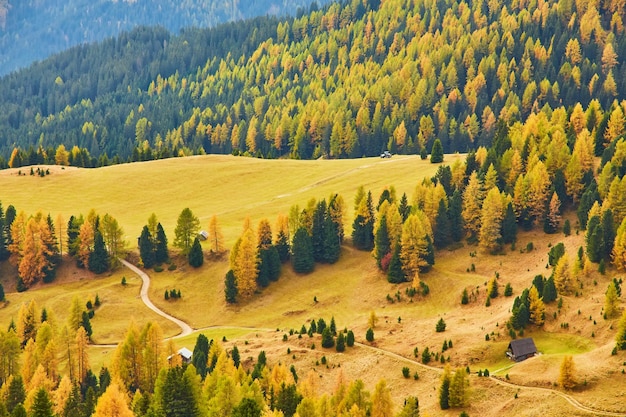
119,259,193,338
111,259,623,416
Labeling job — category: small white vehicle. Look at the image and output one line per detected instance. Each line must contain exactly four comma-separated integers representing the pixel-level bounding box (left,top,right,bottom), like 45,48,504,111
380,151,392,158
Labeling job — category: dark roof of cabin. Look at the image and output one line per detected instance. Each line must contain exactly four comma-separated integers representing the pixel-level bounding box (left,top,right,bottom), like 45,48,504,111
508,338,537,357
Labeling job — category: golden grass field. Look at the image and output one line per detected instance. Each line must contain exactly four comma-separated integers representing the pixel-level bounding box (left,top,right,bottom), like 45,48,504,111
0,154,625,416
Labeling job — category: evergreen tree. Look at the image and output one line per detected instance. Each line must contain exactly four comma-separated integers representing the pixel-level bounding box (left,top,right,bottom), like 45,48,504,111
88,230,108,274
224,270,238,304
616,310,626,350
311,200,327,262
321,327,334,348
602,209,615,260
191,334,210,379
577,184,599,229
156,367,199,417
585,215,604,263
366,328,374,342
548,242,565,266
188,237,204,267
434,199,452,248
321,216,340,264
0,282,4,302
81,311,93,338
346,330,355,347
139,226,155,268
154,223,169,264
501,202,517,244
439,368,451,410
6,376,25,413
387,244,406,283
232,398,261,417
430,139,444,163
399,193,411,222
256,248,271,288
67,215,83,257
10,404,26,417
542,276,557,303
30,388,53,417
448,189,464,242
275,383,302,417
231,345,240,368
291,227,314,273
461,288,469,304
352,191,375,251
397,396,420,417
275,229,290,263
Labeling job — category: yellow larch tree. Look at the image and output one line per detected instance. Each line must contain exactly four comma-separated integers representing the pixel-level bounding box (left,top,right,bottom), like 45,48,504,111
8,210,27,264
52,375,73,416
140,322,164,393
559,356,577,390
371,379,393,417
554,253,573,294
400,211,432,280
608,176,626,228
565,153,584,203
257,218,273,250
613,216,626,270
77,220,95,269
207,214,225,254
54,144,70,166
93,383,134,417
528,286,545,326
462,171,484,240
605,104,625,146
479,187,505,253
232,228,259,299
17,299,39,347
75,326,90,384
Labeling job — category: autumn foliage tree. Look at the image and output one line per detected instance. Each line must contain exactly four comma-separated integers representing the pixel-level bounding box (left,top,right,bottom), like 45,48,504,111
207,215,225,254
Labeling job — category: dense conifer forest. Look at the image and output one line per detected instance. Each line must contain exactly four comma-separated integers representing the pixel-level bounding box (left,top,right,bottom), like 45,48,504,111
0,0,328,75
1,0,626,167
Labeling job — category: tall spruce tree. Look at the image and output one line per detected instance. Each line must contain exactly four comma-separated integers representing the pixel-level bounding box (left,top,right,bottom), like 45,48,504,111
291,227,314,273
275,229,290,263
431,139,444,163
352,191,375,250
154,223,169,264
585,215,604,263
188,237,204,267
434,199,452,248
311,200,327,262
321,216,340,264
542,276,557,303
602,209,615,260
577,184,599,229
224,270,238,304
88,231,108,274
139,226,155,268
448,189,464,242
399,193,411,222
387,244,406,283
30,388,53,417
501,202,517,244
191,334,210,379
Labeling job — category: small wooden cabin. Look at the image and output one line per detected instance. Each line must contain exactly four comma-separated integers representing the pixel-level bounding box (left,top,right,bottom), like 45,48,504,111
506,338,537,362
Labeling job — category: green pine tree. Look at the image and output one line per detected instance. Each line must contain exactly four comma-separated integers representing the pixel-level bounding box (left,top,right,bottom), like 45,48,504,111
257,248,272,287
542,276,557,303
439,372,450,409
191,334,210,379
346,330,355,347
224,270,238,304
6,375,25,413
387,244,406,283
188,237,204,267
30,388,53,417
81,311,93,338
322,216,341,264
501,202,517,244
449,189,464,242
139,225,155,268
311,200,327,263
291,227,314,273
321,327,335,348
0,282,4,302
88,230,109,274
275,229,290,263
154,223,169,264
434,199,452,249
374,214,390,268
335,332,345,352
430,139,444,163
585,215,604,263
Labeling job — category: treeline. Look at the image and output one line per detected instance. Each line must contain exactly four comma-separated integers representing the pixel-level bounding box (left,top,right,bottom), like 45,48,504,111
1,0,626,166
0,0,329,75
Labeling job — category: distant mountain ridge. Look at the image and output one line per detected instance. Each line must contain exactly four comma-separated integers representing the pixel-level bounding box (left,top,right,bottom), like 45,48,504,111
0,0,328,75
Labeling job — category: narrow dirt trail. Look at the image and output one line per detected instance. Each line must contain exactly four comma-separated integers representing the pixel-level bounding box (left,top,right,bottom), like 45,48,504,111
119,259,193,338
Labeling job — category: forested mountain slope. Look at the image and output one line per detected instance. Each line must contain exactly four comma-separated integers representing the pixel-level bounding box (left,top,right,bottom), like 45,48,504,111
1,0,626,166
0,0,327,76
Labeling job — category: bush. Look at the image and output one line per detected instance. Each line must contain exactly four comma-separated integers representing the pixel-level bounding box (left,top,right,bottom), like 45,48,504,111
168,263,177,271
402,367,410,378
154,265,164,272
436,318,446,332
121,277,127,286
461,288,469,305
526,242,534,252
366,328,374,342
504,283,513,297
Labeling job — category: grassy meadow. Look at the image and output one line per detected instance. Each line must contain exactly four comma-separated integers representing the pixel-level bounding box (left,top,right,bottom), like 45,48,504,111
0,154,625,416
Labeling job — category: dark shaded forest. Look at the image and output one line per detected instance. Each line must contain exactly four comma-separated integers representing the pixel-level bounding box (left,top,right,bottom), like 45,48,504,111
0,0,329,75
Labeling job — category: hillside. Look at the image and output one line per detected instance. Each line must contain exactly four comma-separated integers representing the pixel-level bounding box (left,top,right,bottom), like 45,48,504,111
1,0,626,166
0,0,329,76
0,155,625,416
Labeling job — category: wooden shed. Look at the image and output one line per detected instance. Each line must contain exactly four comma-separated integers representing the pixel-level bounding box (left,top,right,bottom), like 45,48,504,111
506,338,537,362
